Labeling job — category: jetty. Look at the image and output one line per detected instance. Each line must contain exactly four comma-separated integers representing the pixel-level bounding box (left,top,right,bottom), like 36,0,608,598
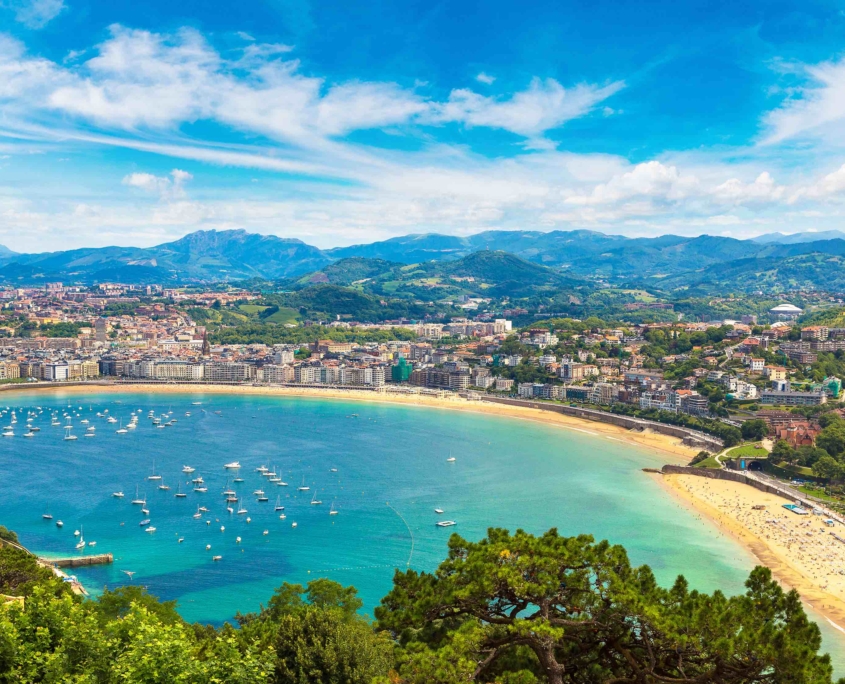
42,553,113,569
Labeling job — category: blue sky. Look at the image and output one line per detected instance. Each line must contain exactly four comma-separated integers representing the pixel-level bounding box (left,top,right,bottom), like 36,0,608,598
2,0,845,251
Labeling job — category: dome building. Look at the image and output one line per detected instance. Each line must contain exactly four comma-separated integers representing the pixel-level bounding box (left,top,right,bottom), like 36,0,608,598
769,303,803,321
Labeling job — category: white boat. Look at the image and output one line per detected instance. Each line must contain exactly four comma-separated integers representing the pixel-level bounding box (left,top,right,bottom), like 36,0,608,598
212,555,222,561
145,527,156,533
42,507,53,520
23,431,33,438
147,461,161,481
107,416,117,424
2,430,13,437
131,486,145,505
193,487,208,493
310,491,322,505
446,457,456,463
436,520,456,527
181,466,195,474
224,461,241,469
297,476,310,492
64,433,77,441
56,520,63,528
329,502,338,516
116,420,128,434
192,402,202,405
139,519,151,526
174,483,187,498
75,527,85,549
237,503,248,515
112,491,124,498
255,465,268,473
434,508,444,514
87,541,96,547
193,507,202,519
275,496,284,512
291,522,297,528
158,482,170,491
86,426,95,432
252,489,265,496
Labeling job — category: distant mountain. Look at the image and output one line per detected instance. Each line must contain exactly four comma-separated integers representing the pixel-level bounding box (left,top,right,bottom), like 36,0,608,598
0,230,330,284
751,231,845,244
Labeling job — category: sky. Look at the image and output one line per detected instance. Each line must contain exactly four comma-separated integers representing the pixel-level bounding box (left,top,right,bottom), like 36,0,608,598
2,0,845,252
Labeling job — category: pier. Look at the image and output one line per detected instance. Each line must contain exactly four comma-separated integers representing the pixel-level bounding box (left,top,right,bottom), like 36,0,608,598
42,553,113,568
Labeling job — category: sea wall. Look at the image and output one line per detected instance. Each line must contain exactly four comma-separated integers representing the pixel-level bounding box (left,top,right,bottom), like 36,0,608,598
660,465,806,503
481,397,724,451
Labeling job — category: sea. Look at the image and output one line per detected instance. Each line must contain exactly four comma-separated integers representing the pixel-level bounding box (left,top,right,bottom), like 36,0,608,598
2,390,844,669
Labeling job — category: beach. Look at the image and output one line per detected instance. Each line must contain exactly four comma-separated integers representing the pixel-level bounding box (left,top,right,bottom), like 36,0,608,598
3,382,699,460
658,473,845,631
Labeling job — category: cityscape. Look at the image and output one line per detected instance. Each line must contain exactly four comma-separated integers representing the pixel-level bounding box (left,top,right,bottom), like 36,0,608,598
4,0,845,681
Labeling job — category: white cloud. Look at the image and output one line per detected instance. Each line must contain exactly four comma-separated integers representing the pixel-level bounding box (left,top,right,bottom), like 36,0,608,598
711,172,786,205
122,168,192,200
763,57,845,144
0,0,65,29
475,72,495,85
431,77,625,137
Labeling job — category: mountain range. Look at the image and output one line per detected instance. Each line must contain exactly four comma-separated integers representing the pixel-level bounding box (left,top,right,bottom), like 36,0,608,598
2,228,845,293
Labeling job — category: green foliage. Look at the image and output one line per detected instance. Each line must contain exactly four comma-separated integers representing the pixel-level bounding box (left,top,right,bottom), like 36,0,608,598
0,546,61,597
35,322,82,338
741,419,768,441
211,323,416,346
0,528,17,545
376,527,839,684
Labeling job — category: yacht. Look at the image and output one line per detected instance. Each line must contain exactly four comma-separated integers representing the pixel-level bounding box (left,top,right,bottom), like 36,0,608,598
107,416,117,424
145,527,156,533
87,540,96,547
2,430,13,437
139,519,151,526
147,461,162,480
291,522,297,528
237,503,248,515
434,508,444,514
116,420,128,434
255,465,268,473
224,461,241,470
42,507,53,520
158,481,170,491
174,483,187,498
193,486,208,493
297,476,310,492
56,520,63,528
131,486,145,505
23,431,34,438
112,491,124,498
193,507,202,519
191,476,204,484
63,432,77,441
182,466,195,474
75,528,85,549
329,502,338,516
310,491,322,505
212,555,222,561
257,495,269,502
436,520,457,527
274,496,284,512
446,456,456,463
252,489,265,496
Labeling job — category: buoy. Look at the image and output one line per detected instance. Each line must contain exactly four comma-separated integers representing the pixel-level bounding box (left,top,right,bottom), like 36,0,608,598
246,517,251,523
205,544,211,550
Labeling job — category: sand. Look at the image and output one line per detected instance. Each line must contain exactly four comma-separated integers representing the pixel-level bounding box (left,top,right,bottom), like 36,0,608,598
2,382,699,460
659,473,845,630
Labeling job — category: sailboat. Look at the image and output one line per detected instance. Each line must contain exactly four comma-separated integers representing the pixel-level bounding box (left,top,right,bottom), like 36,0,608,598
274,496,284,512
42,506,53,520
174,483,187,498
310,491,322,505
116,420,128,434
63,417,77,441
237,501,248,515
193,506,202,519
158,479,170,491
297,476,310,492
75,527,85,549
147,461,161,481
329,502,338,515
131,485,145,505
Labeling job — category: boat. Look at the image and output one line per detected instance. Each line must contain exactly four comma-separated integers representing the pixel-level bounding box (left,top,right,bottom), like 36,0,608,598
193,507,202,519
223,461,241,470
141,507,150,515
116,420,128,434
212,555,222,561
182,466,195,473
436,520,457,527
145,527,156,533
174,483,187,498
291,522,297,528
446,457,456,463
147,461,162,481
139,519,151,526
86,426,95,432
75,527,85,549
158,482,170,491
310,491,322,505
63,433,77,441
220,526,225,532
42,507,53,520
277,481,288,487
434,508,444,514
330,468,338,473
88,541,96,547
199,506,208,512
237,503,247,515
297,476,310,492
23,431,33,438
255,465,268,473
185,412,191,417
112,491,124,498
263,530,269,536
279,513,286,519
274,496,284,512
131,486,145,505
192,402,202,405
73,530,80,537
233,477,244,483
329,502,338,516
193,487,208,493
205,544,211,550
56,520,63,528
257,496,269,502
252,489,264,496
191,476,204,484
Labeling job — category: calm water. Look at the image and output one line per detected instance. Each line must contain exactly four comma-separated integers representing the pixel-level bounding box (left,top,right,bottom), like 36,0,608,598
1,390,844,668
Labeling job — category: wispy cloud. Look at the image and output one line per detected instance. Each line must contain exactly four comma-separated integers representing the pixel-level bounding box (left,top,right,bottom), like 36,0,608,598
122,168,192,200
0,0,65,29
475,72,495,85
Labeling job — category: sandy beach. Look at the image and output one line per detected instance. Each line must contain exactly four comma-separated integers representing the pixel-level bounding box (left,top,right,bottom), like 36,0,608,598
2,382,699,460
659,473,845,631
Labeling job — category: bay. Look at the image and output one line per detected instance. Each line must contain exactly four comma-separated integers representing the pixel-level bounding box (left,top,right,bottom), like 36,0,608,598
1,390,843,670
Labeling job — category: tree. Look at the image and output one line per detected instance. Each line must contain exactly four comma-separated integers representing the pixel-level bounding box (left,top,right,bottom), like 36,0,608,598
771,439,795,464
813,455,843,482
274,607,393,684
817,424,845,458
376,528,840,684
741,419,768,441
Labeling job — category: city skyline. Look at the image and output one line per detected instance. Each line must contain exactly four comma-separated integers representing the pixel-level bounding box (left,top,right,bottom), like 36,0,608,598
2,0,845,250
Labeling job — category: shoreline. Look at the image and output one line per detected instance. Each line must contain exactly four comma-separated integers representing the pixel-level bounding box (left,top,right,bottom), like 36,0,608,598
656,473,845,632
4,383,700,460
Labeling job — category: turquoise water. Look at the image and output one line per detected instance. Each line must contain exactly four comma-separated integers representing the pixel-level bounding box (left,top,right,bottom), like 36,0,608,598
1,390,844,669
